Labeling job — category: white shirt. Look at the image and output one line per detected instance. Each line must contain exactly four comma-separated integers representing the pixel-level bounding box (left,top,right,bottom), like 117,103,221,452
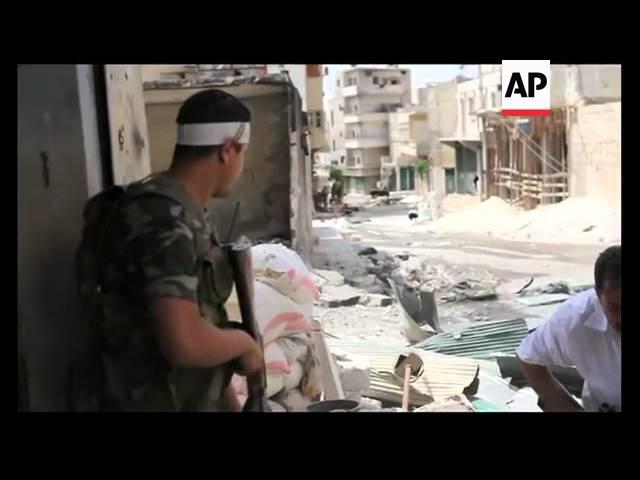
517,289,621,412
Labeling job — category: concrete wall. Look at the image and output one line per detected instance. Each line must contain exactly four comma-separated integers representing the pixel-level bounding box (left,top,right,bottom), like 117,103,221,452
144,85,312,257
568,101,621,207
267,64,307,110
328,96,345,154
566,65,621,105
419,80,458,170
18,65,107,411
306,70,328,151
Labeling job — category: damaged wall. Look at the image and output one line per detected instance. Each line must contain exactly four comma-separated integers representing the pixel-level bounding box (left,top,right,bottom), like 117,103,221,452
18,65,106,411
144,81,312,257
568,101,621,207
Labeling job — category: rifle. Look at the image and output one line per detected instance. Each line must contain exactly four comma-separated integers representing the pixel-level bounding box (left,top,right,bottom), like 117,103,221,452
226,238,270,412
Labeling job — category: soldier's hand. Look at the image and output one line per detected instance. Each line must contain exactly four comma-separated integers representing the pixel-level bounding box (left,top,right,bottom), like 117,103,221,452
236,342,264,376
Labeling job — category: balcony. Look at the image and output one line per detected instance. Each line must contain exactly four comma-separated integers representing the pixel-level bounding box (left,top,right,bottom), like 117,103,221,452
343,84,407,97
343,112,388,124
345,137,389,149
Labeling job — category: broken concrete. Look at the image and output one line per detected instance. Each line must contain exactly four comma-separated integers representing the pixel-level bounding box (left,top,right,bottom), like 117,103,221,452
314,269,346,287
333,350,370,402
355,246,378,256
347,274,377,289
359,294,393,307
320,285,362,308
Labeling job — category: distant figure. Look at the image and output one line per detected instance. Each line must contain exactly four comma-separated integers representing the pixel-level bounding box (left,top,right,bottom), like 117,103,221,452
473,175,479,191
331,180,344,205
408,210,418,222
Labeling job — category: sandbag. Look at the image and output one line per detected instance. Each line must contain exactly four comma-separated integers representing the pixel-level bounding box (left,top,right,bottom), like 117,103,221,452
266,372,285,398
226,282,313,345
277,334,310,365
283,361,304,391
282,389,313,412
265,343,290,374
252,244,320,304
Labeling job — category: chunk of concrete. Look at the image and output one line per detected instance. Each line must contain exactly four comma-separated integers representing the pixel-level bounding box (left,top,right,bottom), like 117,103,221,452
355,246,378,256
333,351,370,402
360,294,393,307
347,274,377,289
314,269,346,287
320,285,362,308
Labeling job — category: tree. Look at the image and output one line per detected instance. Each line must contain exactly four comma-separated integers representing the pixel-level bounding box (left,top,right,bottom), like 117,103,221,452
329,167,344,182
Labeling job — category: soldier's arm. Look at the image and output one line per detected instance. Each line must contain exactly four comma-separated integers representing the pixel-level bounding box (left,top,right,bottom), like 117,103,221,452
151,296,257,368
125,207,260,369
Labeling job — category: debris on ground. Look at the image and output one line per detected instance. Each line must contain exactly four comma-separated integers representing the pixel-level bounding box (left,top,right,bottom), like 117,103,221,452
319,285,363,308
314,269,345,287
413,394,476,412
332,349,371,402
359,294,393,307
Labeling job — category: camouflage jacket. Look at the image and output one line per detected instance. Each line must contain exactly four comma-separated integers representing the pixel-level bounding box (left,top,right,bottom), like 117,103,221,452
93,172,235,411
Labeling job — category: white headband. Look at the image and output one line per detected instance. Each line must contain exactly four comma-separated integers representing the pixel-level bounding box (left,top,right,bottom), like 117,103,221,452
176,122,251,146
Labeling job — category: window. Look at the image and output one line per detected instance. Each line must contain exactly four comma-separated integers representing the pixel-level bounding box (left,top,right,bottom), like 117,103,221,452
340,156,345,164
331,111,335,127
365,70,372,77
373,76,379,85
468,96,474,112
337,79,341,87
356,156,362,165
491,92,498,108
332,140,336,151
340,131,343,138
391,79,399,85
354,104,358,113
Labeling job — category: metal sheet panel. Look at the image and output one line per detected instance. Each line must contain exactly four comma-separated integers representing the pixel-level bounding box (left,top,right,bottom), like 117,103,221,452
415,318,529,359
327,339,479,407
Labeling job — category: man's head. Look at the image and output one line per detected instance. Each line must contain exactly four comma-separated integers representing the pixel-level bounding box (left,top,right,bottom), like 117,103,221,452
595,245,621,334
172,89,251,197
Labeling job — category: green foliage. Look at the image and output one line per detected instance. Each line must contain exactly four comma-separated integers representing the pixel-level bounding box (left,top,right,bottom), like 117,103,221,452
329,167,344,182
416,157,430,177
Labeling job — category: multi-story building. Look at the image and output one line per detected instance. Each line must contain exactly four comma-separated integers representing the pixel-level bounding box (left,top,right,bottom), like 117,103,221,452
328,67,412,194
384,107,430,191
417,77,463,196
266,65,328,154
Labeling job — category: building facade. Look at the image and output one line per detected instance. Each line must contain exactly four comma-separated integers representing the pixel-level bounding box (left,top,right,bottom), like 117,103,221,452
328,67,412,194
417,78,461,196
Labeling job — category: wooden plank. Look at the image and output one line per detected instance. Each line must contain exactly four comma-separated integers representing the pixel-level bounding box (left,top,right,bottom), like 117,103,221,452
310,320,344,401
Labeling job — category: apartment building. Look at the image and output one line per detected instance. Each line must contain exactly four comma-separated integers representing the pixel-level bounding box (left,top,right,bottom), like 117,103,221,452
328,67,412,194
417,77,462,196
267,65,328,154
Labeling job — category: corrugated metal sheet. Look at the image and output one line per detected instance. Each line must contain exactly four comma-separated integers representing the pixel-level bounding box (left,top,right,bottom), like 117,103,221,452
415,318,529,359
326,339,479,407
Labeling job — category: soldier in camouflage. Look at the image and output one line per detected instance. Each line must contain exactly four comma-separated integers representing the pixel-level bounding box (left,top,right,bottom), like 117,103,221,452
81,89,262,411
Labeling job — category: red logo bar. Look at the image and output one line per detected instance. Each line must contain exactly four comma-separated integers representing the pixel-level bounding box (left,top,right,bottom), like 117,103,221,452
501,109,551,117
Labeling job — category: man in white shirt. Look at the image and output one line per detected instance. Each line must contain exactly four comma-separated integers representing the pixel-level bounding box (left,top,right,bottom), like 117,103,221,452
517,246,621,412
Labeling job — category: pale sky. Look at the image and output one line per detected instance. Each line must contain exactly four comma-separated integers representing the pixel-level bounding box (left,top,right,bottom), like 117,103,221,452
323,64,479,106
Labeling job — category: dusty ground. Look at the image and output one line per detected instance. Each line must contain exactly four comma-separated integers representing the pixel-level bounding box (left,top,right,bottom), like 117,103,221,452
313,202,603,345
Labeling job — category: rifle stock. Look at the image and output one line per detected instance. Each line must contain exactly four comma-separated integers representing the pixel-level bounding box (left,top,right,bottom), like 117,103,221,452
226,240,269,412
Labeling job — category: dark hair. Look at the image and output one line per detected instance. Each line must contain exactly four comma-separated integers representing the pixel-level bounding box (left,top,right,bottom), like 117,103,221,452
594,245,621,293
173,89,250,163
177,89,250,126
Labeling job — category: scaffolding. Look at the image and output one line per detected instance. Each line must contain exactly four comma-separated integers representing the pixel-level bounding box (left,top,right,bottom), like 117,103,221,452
482,109,568,210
